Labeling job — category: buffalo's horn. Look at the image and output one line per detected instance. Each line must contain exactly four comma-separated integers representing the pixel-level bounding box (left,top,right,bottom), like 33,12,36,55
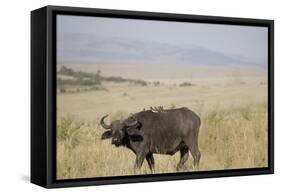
100,114,111,129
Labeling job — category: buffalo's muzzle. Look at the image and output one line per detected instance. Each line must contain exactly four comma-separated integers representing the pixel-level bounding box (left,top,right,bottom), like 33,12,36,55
112,138,121,146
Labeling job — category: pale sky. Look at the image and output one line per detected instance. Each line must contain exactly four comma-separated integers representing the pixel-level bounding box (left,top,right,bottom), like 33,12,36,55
57,15,268,66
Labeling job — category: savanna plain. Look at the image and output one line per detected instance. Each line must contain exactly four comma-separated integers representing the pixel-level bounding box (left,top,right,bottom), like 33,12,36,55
56,63,268,179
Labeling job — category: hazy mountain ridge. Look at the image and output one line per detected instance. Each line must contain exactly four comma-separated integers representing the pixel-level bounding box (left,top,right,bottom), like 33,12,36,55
57,32,265,68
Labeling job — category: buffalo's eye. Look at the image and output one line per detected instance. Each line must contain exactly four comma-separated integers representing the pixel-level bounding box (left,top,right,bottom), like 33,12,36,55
113,129,124,137
128,117,135,121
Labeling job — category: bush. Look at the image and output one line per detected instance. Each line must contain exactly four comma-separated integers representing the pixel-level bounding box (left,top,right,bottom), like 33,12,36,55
132,80,147,86
179,82,194,87
153,81,160,86
59,88,66,93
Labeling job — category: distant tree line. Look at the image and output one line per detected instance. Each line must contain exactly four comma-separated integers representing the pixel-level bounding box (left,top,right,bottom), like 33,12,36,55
57,66,147,87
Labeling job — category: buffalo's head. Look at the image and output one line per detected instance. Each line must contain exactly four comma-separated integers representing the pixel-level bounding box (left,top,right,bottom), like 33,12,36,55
100,114,143,147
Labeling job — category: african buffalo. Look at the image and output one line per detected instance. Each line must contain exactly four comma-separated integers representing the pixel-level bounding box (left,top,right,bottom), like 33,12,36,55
100,107,201,171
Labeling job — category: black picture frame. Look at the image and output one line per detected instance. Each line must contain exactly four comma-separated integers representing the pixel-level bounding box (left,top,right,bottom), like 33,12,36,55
31,5,274,188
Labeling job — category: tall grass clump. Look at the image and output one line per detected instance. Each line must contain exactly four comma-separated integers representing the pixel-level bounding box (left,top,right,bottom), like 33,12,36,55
199,102,268,170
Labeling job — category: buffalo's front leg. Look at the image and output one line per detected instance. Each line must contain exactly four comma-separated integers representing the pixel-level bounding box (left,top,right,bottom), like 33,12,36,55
134,153,145,173
146,153,155,172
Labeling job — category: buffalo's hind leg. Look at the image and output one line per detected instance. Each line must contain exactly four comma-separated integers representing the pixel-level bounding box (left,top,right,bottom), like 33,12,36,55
146,153,155,172
188,142,201,170
176,147,189,171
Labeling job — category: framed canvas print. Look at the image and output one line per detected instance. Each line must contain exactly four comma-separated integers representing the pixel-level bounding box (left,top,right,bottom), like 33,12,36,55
31,5,274,188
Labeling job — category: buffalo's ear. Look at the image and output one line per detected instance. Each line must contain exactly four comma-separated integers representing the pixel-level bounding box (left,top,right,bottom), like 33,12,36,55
127,128,143,142
101,130,112,140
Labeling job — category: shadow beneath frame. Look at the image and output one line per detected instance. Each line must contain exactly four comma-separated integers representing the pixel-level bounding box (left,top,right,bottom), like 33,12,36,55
20,175,30,183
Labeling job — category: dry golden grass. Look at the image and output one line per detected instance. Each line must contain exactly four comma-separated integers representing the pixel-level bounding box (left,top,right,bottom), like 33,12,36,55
56,101,268,179
57,79,267,121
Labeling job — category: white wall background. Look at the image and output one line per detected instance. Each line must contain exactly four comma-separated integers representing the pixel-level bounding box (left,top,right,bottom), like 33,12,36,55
0,0,279,193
